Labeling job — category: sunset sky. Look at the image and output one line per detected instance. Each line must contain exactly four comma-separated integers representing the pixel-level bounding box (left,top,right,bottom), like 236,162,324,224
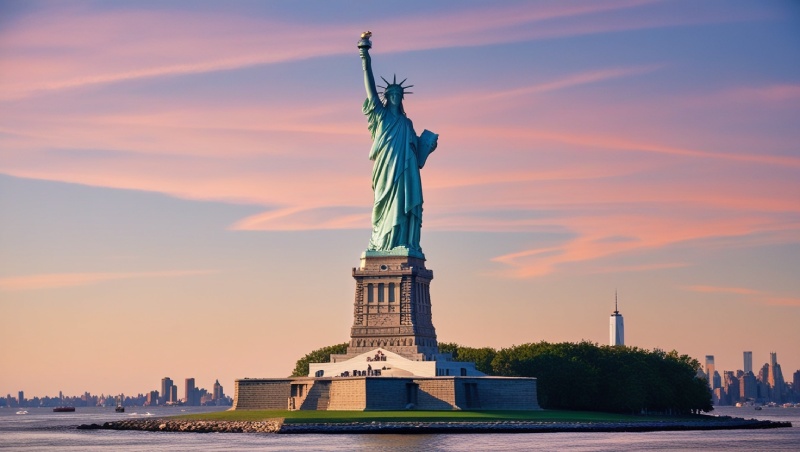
2,0,799,398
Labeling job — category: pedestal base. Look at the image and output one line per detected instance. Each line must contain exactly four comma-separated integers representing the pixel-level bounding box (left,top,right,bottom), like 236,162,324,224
338,252,438,361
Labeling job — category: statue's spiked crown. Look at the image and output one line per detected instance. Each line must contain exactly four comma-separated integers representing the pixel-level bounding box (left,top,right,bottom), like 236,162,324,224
378,74,414,99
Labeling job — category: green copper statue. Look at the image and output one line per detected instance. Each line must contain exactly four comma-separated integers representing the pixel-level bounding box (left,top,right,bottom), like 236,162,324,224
359,32,438,256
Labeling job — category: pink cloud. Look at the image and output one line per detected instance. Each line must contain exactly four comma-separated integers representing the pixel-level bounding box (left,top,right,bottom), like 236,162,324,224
0,9,350,100
478,65,665,101
588,262,690,274
0,0,753,100
232,207,369,231
487,211,795,278
443,125,800,169
0,270,217,291
763,297,800,307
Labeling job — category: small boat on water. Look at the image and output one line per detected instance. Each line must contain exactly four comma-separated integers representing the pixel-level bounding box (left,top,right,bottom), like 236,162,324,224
115,405,125,413
16,410,28,415
53,406,75,412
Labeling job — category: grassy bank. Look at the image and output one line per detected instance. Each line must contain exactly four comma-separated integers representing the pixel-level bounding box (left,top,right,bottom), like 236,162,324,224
176,409,697,424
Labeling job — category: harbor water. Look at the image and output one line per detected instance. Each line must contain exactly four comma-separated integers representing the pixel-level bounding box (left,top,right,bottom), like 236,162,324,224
1,405,798,451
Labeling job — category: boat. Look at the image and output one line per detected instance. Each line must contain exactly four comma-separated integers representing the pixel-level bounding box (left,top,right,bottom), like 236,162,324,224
115,405,125,413
16,410,28,415
53,406,75,412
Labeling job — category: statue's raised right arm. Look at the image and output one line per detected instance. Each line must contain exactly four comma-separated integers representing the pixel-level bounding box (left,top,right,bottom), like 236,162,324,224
360,47,379,103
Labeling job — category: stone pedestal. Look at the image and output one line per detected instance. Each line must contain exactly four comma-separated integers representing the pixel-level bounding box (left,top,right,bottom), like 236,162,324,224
332,252,438,362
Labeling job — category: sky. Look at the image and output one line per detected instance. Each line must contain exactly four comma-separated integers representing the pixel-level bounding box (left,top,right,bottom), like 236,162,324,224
1,0,799,398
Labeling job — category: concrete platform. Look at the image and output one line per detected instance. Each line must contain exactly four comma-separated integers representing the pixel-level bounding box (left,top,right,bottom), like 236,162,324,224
233,375,540,411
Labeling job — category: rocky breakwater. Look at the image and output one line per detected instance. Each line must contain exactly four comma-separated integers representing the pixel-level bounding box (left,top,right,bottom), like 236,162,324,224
280,417,792,434
78,418,283,433
78,415,790,435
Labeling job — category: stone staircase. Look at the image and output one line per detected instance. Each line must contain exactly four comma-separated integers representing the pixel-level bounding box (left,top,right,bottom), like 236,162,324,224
299,380,331,410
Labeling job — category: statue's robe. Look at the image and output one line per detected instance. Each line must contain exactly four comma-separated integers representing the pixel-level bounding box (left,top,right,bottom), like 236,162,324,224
363,97,423,252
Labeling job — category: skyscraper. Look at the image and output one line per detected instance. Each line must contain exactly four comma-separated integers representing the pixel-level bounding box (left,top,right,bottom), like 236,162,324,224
161,377,174,405
740,372,757,401
723,371,739,405
145,390,159,406
185,378,196,406
743,351,753,374
768,352,785,403
705,355,716,388
609,291,624,346
213,379,223,401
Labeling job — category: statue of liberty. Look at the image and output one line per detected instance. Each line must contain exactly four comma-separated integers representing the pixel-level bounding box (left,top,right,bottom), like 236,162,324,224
358,32,438,257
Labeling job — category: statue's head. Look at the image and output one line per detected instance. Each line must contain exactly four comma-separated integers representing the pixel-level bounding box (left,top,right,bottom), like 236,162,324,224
379,75,413,113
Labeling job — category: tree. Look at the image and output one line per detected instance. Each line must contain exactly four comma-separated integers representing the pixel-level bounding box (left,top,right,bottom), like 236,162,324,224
439,342,497,374
488,341,711,414
290,343,348,377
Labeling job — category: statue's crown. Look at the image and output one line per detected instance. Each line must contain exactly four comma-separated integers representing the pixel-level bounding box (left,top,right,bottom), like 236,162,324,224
378,74,414,97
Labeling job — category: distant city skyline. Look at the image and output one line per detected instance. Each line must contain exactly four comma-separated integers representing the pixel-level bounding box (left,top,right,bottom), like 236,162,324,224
703,351,796,406
3,375,230,408
1,1,798,395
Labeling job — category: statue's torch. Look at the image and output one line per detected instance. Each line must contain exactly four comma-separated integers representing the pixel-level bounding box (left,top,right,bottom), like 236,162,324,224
358,31,372,50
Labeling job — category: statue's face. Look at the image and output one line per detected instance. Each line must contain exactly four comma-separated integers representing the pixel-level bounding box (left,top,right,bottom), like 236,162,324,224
385,90,402,107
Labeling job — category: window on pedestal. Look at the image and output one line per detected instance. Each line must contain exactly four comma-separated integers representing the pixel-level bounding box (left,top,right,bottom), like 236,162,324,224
388,283,395,302
378,283,384,302
367,284,374,303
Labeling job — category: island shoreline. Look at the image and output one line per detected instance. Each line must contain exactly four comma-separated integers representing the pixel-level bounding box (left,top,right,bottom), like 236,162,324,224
78,416,792,434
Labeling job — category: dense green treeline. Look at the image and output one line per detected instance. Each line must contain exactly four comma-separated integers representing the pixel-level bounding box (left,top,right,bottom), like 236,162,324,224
441,341,712,414
292,341,712,414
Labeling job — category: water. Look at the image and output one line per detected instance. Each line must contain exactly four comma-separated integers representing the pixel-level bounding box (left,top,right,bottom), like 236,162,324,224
1,406,798,451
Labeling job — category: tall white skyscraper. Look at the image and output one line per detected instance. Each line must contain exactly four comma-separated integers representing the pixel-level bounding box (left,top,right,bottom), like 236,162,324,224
743,351,753,374
609,291,624,346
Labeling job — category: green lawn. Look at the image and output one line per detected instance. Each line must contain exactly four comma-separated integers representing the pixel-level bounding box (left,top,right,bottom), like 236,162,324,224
176,409,699,424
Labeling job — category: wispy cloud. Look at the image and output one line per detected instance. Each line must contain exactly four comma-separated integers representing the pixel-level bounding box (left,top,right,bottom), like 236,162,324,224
762,297,800,307
0,0,752,99
231,206,369,231
682,285,800,307
0,270,216,291
588,262,690,274
488,212,795,278
449,125,800,169
479,65,664,101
